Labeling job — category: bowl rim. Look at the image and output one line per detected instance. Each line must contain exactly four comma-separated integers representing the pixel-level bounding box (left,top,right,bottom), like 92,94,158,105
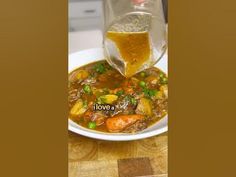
68,48,168,141
69,119,167,141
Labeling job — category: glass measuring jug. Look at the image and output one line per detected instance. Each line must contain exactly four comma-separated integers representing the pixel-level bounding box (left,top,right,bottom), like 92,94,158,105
103,0,167,77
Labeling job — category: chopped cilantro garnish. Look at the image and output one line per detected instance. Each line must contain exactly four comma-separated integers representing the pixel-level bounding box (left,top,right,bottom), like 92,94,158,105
83,100,88,107
130,97,137,105
116,90,124,97
143,88,157,97
125,95,137,105
83,85,91,94
93,63,106,74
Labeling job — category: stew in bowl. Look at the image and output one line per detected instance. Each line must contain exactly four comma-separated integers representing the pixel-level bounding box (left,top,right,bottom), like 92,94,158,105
69,61,167,133
68,48,168,140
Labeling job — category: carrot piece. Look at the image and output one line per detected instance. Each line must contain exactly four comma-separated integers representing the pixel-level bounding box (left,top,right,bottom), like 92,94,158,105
106,114,144,132
124,87,134,94
111,88,122,94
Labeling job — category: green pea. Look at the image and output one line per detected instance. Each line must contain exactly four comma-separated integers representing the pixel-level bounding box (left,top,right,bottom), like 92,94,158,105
139,81,146,88
161,77,168,84
88,122,96,129
159,73,164,78
140,72,146,77
83,85,91,94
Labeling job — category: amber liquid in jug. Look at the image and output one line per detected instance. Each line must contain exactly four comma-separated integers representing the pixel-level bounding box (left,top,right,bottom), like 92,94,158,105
104,5,167,77
106,31,151,77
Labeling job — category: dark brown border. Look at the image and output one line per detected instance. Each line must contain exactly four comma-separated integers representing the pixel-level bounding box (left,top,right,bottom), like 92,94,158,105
169,0,236,176
0,1,68,176
1,0,236,176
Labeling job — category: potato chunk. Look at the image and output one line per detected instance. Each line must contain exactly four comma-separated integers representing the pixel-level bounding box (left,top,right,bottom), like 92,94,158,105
160,85,168,98
76,70,89,80
70,99,87,116
145,75,159,85
98,94,118,104
135,98,153,116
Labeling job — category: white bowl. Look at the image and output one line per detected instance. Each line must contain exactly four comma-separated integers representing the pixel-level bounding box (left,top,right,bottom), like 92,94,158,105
68,48,168,141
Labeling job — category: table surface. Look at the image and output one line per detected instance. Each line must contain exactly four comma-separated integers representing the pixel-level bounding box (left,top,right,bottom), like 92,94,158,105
68,131,167,177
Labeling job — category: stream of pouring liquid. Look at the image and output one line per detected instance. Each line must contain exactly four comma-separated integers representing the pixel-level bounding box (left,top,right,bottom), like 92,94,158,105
106,31,151,77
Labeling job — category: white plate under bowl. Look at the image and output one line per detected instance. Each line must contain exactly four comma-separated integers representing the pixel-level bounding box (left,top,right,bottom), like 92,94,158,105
68,48,168,141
